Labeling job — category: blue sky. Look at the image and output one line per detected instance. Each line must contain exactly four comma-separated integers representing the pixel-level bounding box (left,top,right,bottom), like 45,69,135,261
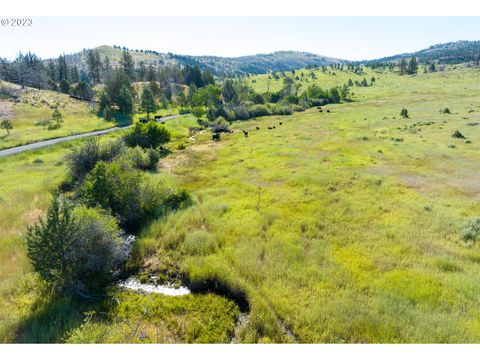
1,17,480,60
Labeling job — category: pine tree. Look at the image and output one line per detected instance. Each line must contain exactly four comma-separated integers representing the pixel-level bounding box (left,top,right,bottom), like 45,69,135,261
141,87,157,119
52,107,64,126
120,50,135,81
86,49,102,84
399,58,407,75
407,57,418,75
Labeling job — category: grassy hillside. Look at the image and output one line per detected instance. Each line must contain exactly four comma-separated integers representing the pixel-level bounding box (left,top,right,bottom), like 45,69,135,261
3,66,480,343
249,66,373,94
0,82,115,150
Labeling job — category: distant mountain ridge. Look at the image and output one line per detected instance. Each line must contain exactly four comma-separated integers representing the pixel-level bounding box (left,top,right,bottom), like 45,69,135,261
62,45,344,76
54,40,480,77
367,40,480,64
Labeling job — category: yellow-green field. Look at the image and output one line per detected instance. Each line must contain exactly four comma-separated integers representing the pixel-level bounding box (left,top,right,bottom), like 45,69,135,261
3,66,480,343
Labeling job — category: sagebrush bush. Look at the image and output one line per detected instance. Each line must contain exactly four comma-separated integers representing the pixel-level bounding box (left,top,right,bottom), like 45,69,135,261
210,116,231,133
271,104,293,115
249,104,271,117
65,138,125,181
461,217,480,243
231,104,251,120
119,146,161,171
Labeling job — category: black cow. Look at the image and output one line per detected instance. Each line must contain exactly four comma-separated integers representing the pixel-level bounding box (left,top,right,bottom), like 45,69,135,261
242,130,249,137
154,115,162,120
256,126,260,130
326,109,331,113
212,133,221,141
319,109,323,113
273,126,276,129
268,126,273,130
279,122,283,126
139,118,148,124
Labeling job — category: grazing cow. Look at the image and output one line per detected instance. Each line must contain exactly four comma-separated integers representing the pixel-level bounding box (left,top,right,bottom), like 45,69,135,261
279,122,283,126
273,126,276,129
317,106,322,110
268,126,273,130
256,126,260,130
326,109,331,113
139,118,148,124
242,130,249,137
212,133,221,141
154,115,162,120
319,109,323,112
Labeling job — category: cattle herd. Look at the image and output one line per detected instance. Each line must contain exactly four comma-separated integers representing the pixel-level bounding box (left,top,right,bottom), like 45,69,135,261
212,121,285,141
210,107,331,141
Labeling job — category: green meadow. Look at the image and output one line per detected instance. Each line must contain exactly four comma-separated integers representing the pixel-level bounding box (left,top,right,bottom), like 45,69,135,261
3,66,480,343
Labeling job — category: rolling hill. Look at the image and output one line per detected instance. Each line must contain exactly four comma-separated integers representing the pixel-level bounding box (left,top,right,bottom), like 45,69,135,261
367,40,480,64
62,45,344,76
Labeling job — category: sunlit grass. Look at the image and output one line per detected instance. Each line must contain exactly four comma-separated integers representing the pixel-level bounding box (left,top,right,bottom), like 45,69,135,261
3,66,480,343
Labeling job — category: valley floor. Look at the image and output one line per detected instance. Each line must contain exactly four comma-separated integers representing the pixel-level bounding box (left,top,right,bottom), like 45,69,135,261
2,66,480,343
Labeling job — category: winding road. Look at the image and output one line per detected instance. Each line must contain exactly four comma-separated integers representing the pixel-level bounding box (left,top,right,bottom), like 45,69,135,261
0,114,183,158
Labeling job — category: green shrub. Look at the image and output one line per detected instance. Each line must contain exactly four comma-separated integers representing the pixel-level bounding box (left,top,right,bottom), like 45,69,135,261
78,161,143,231
452,130,466,139
270,105,293,116
65,138,125,181
78,162,191,232
210,116,231,133
231,105,250,120
120,146,161,171
249,104,271,117
25,197,123,294
400,108,409,118
124,122,171,149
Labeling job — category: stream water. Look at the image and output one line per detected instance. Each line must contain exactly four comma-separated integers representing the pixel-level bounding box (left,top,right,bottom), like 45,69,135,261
118,277,191,296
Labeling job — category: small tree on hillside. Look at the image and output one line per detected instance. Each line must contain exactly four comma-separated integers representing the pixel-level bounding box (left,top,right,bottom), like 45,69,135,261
51,108,63,128
408,57,418,75
141,87,157,119
399,58,407,75
1,119,13,135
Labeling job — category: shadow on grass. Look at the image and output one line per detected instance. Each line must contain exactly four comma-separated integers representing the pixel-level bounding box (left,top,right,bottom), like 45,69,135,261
97,112,133,128
13,293,103,343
